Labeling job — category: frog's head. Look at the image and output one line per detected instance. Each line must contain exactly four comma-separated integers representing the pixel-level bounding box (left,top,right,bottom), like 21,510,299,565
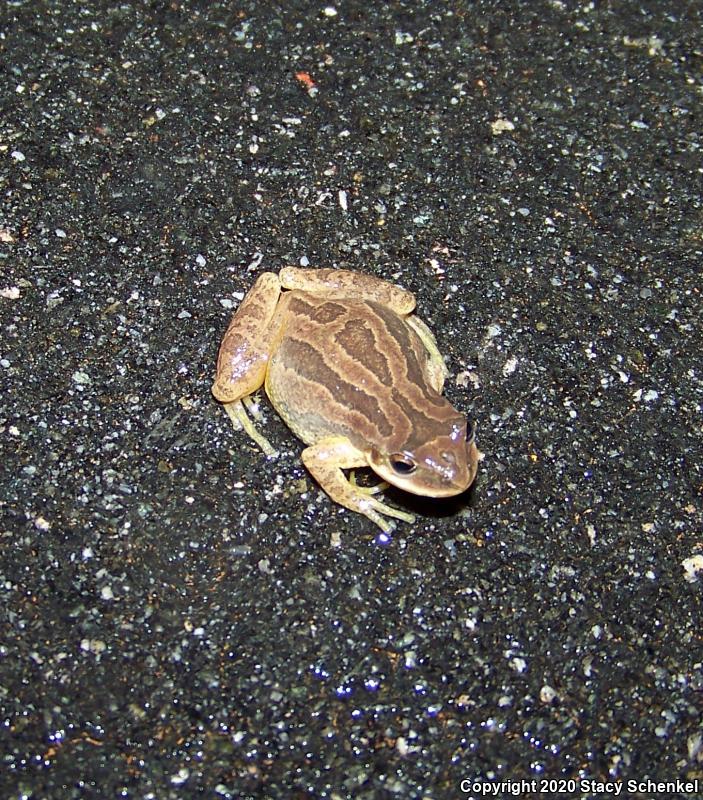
368,418,480,498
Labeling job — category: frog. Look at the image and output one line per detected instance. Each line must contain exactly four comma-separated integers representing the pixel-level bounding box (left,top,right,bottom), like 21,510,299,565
212,267,480,532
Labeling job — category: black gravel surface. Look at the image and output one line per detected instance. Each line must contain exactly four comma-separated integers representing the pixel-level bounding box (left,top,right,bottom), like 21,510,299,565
1,1,701,798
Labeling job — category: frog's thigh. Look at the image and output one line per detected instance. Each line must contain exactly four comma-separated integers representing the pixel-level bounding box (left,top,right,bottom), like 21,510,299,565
301,436,416,533
279,267,416,316
212,272,281,457
405,315,449,393
212,272,281,402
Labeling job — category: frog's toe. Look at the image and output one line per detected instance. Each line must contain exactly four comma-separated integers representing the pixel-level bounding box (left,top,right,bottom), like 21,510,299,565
376,517,396,535
224,404,243,431
361,496,416,527
349,471,389,495
357,503,396,534
224,399,278,457
242,394,265,421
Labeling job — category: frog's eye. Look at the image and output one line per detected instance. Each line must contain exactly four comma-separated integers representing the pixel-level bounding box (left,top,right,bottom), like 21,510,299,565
466,420,477,444
389,454,417,476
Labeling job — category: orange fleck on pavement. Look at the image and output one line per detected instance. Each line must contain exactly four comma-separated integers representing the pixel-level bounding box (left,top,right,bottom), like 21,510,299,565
295,71,315,89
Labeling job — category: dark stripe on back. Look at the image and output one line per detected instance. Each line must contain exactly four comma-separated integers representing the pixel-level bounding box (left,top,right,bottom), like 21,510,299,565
334,318,393,385
280,337,394,438
368,301,429,390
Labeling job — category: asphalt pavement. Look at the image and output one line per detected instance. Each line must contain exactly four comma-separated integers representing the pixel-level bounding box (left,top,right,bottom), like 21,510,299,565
1,1,701,798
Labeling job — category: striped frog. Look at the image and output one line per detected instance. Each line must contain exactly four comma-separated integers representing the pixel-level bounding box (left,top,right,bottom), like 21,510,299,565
212,268,479,532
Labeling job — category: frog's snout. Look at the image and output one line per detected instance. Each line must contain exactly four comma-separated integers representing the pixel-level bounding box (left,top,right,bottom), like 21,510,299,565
430,445,477,496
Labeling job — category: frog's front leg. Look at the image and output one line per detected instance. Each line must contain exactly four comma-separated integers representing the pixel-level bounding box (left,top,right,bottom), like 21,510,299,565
301,436,416,533
212,272,281,456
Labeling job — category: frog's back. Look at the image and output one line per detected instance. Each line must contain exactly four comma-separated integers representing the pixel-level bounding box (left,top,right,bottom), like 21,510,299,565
265,291,459,451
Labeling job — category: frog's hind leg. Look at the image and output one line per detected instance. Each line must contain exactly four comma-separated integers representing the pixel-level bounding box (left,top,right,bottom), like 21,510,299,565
405,315,449,393
212,271,281,457
279,267,416,316
302,436,416,533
